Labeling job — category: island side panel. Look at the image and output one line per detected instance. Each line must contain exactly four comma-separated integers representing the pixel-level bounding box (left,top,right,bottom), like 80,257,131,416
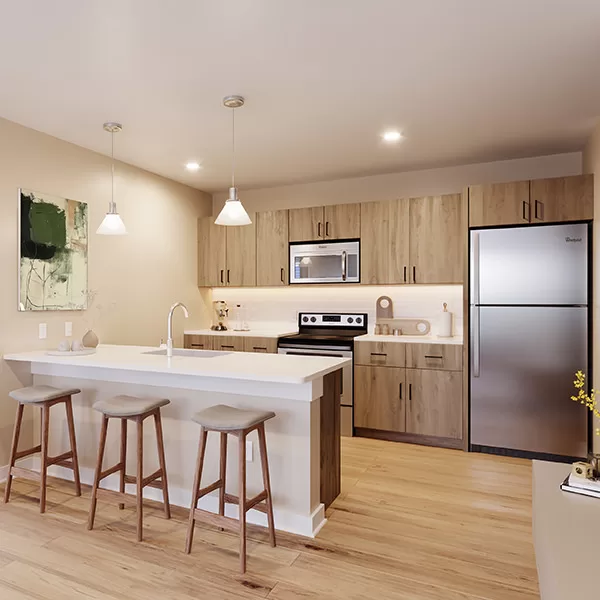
320,369,341,508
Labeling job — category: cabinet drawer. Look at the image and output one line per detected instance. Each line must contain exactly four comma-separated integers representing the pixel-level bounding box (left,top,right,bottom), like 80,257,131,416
212,336,244,352
405,344,462,371
184,335,214,350
243,337,277,353
354,341,406,367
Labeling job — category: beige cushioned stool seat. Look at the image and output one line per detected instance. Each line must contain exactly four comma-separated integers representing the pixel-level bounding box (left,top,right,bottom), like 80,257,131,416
9,385,81,404
93,395,170,418
192,404,275,431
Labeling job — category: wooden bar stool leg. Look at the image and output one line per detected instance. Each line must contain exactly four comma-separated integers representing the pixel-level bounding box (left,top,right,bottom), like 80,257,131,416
39,403,50,514
88,415,109,530
238,430,247,574
119,418,127,510
4,403,24,504
219,432,228,519
258,424,276,547
65,397,82,497
185,427,207,554
154,409,171,519
136,417,144,542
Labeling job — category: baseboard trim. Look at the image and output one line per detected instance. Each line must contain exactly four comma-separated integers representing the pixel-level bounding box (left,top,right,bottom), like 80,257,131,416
355,428,464,450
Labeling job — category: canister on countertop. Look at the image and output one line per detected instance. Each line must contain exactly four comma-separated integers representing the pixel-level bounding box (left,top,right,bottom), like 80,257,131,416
438,302,453,337
374,324,382,335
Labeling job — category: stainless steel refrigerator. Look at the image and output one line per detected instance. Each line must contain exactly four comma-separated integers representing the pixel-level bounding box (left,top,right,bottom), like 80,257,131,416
470,222,589,459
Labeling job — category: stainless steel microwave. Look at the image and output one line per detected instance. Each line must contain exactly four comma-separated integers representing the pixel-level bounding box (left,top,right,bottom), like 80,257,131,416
289,240,360,284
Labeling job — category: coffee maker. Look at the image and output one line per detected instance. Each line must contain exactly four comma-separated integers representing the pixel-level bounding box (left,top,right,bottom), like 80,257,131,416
211,300,229,331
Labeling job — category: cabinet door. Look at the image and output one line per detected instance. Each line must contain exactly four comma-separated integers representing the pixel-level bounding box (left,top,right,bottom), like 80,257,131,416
409,194,464,284
225,214,256,286
256,210,289,286
212,336,244,352
324,203,361,240
469,181,530,227
360,199,409,284
288,206,324,242
406,369,462,439
184,335,214,350
530,174,593,223
198,217,227,287
354,365,405,432
243,337,278,353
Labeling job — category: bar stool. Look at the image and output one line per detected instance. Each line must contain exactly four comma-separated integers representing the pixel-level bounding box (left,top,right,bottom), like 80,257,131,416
87,395,171,542
4,385,82,513
185,404,276,573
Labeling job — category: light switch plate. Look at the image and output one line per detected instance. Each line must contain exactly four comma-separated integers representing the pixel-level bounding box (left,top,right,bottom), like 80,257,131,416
65,322,73,337
38,323,47,339
246,440,253,462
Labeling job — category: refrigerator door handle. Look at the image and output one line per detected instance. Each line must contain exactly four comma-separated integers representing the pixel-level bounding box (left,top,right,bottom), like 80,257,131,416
471,231,480,305
472,306,480,378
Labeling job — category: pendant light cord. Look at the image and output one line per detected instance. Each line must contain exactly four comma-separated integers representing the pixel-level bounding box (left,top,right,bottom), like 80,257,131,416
111,130,115,207
231,107,236,189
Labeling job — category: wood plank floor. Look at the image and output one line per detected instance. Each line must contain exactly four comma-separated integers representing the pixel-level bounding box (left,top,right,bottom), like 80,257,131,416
0,437,539,599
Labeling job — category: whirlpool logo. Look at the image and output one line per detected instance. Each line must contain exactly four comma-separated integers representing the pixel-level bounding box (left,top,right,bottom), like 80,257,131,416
565,237,583,243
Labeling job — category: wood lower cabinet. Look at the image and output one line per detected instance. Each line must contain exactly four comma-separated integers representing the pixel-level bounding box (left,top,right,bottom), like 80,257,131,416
323,203,361,240
184,334,277,354
354,365,405,432
243,337,278,353
360,199,409,284
530,174,593,223
198,218,227,287
212,336,244,352
289,207,324,242
225,215,256,286
405,369,462,439
409,194,464,284
468,181,531,227
183,335,214,350
256,210,288,286
355,340,405,368
405,343,463,371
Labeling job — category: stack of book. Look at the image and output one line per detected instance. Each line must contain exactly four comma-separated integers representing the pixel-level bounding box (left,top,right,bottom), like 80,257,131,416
560,474,600,499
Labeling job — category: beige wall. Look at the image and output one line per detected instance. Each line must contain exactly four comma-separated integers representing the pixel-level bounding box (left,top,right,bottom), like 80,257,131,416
0,117,213,467
583,122,600,452
213,152,582,214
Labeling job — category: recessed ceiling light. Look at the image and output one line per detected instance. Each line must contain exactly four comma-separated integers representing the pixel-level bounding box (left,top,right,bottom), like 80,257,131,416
185,162,201,171
382,130,402,143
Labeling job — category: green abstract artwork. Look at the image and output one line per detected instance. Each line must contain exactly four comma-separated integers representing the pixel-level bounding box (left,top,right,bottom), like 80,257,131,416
19,189,88,311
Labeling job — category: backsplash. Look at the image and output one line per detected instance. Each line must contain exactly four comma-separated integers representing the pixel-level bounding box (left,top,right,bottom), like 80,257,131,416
211,285,463,336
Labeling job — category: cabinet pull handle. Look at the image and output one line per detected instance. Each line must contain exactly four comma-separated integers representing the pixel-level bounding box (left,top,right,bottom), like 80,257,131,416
412,266,416,283
253,347,267,352
403,266,407,283
280,267,285,283
227,269,230,284
409,383,412,402
399,383,402,400
326,221,330,237
317,221,322,237
220,269,224,284
535,200,544,221
522,201,531,222
424,355,444,360
221,345,235,349
190,344,204,348
370,352,387,357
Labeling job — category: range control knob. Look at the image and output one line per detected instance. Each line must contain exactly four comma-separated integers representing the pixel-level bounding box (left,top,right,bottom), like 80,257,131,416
356,317,362,324
302,316,309,323
347,317,354,324
310,316,317,323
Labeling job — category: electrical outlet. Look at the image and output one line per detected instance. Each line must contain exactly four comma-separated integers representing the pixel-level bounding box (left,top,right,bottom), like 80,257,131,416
65,321,73,337
246,440,253,462
38,323,47,340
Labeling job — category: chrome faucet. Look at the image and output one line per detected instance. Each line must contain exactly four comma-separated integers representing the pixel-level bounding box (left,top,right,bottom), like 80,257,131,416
167,302,189,357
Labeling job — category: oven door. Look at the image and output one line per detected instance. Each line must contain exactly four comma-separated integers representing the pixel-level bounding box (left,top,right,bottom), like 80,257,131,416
289,241,360,284
278,344,354,436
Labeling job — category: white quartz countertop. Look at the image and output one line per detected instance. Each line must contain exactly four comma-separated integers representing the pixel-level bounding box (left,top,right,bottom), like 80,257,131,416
184,328,297,338
355,334,463,345
4,344,349,386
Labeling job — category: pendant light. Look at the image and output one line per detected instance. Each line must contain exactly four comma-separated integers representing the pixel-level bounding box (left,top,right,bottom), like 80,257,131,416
97,122,127,235
215,95,252,226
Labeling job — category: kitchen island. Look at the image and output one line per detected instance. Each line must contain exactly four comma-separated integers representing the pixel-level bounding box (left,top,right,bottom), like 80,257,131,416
4,345,348,537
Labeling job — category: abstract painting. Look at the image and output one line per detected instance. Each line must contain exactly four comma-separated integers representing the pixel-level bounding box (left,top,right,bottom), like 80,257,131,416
19,189,88,311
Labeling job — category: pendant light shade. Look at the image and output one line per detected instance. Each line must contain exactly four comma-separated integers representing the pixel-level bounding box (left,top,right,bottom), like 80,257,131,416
97,122,127,235
215,96,252,227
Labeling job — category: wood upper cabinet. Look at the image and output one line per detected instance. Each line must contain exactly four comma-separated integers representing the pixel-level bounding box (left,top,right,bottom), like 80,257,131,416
530,174,593,223
354,365,405,432
405,369,462,439
360,199,409,284
323,203,361,239
468,181,531,227
289,207,324,242
256,210,288,286
289,203,361,242
198,217,227,287
409,194,464,284
226,214,256,286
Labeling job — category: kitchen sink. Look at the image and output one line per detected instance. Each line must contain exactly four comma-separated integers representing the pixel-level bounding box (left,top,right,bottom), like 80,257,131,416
143,349,231,358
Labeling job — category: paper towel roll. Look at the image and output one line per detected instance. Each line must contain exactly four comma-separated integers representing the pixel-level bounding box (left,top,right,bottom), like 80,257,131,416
438,310,453,337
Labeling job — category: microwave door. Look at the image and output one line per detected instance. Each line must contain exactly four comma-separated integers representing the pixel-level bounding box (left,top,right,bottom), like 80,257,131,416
292,251,345,283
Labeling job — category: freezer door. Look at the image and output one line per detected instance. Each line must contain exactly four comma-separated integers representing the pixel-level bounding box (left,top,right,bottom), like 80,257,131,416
470,306,587,457
471,223,588,305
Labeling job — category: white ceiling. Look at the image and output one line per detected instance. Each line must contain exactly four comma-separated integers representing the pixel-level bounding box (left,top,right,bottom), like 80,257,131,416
1,0,600,192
